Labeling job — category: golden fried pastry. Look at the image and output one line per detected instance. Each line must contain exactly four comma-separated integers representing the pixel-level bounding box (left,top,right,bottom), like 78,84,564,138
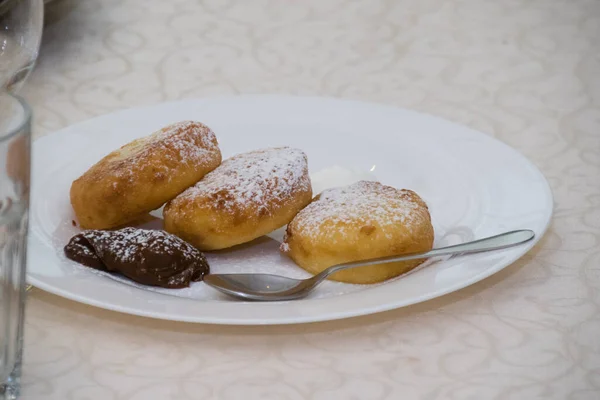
70,121,222,229
281,181,434,284
164,147,312,250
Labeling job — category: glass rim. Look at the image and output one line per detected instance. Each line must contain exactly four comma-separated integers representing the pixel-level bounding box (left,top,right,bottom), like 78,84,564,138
0,91,32,143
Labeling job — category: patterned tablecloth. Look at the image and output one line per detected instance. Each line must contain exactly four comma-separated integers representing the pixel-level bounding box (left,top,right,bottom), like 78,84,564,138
21,0,600,398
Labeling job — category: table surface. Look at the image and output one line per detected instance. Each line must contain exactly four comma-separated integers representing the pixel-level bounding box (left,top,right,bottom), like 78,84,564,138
21,0,600,399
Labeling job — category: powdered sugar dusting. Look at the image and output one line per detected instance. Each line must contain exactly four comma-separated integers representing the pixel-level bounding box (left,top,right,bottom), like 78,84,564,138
157,121,218,165
175,147,310,215
284,181,426,242
80,227,201,264
111,121,220,183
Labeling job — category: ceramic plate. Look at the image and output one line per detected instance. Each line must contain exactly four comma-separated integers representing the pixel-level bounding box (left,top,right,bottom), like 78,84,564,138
27,96,552,325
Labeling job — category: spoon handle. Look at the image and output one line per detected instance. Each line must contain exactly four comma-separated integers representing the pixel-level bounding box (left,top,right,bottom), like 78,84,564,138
320,229,535,279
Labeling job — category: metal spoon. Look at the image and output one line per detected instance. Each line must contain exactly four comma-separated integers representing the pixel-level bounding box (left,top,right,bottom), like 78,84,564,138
203,229,535,301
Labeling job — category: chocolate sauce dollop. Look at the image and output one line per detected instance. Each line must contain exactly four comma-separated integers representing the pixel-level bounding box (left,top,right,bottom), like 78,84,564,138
64,227,209,288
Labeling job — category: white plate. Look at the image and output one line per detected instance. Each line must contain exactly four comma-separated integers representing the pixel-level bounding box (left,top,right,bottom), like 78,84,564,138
27,95,553,325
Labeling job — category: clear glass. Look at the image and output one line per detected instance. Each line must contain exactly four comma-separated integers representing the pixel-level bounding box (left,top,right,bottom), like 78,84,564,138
0,92,30,400
0,0,44,92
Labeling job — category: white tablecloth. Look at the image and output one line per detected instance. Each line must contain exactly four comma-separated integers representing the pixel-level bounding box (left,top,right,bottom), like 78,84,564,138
21,0,600,398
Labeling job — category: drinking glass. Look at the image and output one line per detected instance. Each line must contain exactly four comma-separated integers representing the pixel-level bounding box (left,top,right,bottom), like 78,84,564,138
0,0,44,91
0,91,30,399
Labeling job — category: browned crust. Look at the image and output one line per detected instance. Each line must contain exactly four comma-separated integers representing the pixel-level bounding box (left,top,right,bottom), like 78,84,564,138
70,121,221,229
